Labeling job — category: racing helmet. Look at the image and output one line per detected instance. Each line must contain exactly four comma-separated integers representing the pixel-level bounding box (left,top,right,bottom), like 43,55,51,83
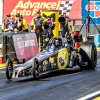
54,38,62,47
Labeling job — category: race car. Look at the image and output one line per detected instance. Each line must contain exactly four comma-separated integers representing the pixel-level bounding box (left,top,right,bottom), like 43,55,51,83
6,36,97,80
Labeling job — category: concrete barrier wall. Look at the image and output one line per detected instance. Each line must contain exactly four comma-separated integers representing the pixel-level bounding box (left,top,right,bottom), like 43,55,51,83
74,25,100,37
0,31,3,44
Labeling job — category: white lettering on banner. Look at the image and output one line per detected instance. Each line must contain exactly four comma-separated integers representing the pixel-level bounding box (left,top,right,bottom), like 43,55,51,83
25,40,29,47
11,1,61,16
15,1,23,9
17,38,24,48
13,33,39,60
15,1,58,9
17,38,24,55
30,40,35,46
17,38,36,48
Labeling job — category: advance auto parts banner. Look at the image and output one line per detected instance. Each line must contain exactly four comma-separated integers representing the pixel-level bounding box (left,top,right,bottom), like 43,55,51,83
13,33,39,61
4,0,81,24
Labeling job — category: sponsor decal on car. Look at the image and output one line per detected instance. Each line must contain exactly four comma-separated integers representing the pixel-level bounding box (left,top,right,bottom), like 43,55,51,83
42,60,48,71
57,49,69,70
49,57,56,68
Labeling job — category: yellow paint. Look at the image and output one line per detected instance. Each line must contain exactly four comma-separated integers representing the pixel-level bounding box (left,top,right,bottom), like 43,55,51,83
42,10,59,37
57,48,69,70
93,96,100,100
0,63,6,67
97,48,100,51
78,47,80,52
0,63,18,68
72,26,75,33
49,57,54,63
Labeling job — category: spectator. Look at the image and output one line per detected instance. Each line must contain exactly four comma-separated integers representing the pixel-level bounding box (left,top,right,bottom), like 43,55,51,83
20,15,29,32
46,16,54,29
62,12,71,22
15,13,22,31
1,14,11,32
30,9,44,51
15,13,28,32
42,16,54,48
43,16,54,37
4,16,18,32
30,10,44,33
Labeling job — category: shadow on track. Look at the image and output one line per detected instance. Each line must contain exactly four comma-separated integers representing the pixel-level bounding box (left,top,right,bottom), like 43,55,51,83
15,67,82,82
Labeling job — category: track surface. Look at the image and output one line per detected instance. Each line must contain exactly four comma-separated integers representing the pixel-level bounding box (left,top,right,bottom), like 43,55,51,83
0,52,100,100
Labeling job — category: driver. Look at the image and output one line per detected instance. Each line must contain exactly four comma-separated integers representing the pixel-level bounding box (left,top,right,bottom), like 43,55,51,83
62,12,71,22
54,38,62,50
46,38,62,52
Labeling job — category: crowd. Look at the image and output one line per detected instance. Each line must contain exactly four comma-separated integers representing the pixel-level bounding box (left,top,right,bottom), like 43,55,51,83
1,9,71,51
1,13,28,32
1,10,71,33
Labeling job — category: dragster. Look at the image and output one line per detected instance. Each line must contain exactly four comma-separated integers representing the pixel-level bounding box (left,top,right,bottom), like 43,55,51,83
6,16,97,80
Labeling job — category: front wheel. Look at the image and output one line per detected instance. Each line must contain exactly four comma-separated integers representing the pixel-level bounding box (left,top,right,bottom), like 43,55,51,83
6,58,13,80
32,58,39,79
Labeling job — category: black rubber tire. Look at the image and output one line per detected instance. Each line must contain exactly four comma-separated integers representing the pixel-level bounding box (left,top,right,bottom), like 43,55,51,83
32,58,39,79
6,58,13,80
79,42,97,70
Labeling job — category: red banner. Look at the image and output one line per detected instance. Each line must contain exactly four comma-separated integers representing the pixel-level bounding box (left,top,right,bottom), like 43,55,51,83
13,33,39,61
4,0,81,24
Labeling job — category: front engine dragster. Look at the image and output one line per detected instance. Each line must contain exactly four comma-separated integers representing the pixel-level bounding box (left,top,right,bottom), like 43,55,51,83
6,35,97,80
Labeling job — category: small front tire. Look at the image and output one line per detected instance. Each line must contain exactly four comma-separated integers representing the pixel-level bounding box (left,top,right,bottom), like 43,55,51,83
32,58,39,79
6,58,13,80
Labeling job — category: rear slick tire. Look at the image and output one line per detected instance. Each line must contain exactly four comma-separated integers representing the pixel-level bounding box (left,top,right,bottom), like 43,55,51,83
79,42,97,70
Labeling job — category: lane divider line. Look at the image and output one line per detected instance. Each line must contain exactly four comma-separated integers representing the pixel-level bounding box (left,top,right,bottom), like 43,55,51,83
78,90,100,100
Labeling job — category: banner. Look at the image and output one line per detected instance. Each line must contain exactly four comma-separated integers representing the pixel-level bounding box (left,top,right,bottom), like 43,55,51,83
0,0,3,25
13,33,39,61
82,0,100,24
3,0,81,24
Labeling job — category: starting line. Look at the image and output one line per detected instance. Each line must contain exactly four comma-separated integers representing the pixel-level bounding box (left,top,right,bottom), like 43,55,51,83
78,90,100,100
0,64,22,69
0,63,6,68
97,48,100,51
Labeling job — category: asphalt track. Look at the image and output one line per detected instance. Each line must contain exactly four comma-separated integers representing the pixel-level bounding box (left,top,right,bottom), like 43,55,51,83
0,52,100,100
